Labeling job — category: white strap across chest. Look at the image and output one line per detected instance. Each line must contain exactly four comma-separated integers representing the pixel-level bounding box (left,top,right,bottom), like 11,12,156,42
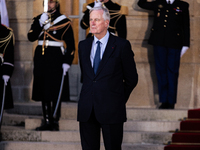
39,15,67,37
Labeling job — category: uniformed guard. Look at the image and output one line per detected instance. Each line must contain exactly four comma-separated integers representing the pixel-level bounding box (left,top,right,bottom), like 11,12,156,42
138,0,190,109
27,0,75,131
80,0,128,39
0,17,15,128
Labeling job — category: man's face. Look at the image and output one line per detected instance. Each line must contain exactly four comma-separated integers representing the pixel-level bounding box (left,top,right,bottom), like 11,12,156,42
90,10,109,38
48,1,56,11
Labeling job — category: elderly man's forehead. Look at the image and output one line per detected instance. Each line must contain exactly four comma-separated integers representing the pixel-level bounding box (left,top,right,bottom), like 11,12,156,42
90,9,104,16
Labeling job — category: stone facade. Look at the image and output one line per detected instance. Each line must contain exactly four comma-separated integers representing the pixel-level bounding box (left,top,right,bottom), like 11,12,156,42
6,0,200,109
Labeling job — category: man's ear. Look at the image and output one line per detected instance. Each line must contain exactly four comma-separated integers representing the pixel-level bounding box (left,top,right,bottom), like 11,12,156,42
105,20,109,27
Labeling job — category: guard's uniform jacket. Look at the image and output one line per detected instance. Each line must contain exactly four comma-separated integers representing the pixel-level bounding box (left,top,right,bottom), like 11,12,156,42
0,24,14,109
27,10,75,102
138,0,190,49
80,0,128,39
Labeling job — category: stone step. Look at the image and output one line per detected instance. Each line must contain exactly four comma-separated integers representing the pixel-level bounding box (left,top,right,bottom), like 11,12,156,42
25,118,180,132
2,113,42,126
126,107,187,121
0,141,165,150
1,126,172,144
6,102,188,121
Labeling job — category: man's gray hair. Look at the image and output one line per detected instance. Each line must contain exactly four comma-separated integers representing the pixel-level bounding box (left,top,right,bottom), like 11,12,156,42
90,6,110,21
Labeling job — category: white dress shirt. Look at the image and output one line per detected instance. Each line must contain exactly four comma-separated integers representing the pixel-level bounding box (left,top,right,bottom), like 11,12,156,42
90,31,110,67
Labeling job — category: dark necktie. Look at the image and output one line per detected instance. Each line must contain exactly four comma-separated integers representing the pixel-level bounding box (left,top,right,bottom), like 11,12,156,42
93,41,101,74
168,0,170,4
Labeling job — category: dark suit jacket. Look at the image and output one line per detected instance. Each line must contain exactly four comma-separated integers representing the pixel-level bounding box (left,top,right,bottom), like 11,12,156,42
78,34,138,124
138,0,190,49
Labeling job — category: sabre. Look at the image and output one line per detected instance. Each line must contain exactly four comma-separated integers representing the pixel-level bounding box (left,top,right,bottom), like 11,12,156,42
53,73,65,118
0,82,6,129
44,0,48,13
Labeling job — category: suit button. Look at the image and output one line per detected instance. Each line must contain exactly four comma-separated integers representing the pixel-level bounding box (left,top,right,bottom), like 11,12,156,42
93,81,96,83
164,20,167,22
165,15,168,17
177,33,180,36
164,25,166,27
166,10,169,12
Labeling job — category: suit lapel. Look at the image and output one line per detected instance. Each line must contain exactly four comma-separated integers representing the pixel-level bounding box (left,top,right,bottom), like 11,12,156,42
95,34,116,76
84,37,95,77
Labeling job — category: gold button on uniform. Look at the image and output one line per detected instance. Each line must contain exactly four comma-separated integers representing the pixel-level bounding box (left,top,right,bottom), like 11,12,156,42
165,15,168,17
164,20,167,22
164,25,166,27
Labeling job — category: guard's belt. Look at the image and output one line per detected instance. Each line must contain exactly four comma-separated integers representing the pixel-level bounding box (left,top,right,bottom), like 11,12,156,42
38,40,65,54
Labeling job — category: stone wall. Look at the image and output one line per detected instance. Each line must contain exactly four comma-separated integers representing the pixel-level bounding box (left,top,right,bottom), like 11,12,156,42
6,0,200,109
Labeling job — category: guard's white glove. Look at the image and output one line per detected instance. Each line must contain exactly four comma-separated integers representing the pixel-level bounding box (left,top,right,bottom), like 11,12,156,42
62,63,70,76
180,46,189,57
2,75,10,86
39,13,48,27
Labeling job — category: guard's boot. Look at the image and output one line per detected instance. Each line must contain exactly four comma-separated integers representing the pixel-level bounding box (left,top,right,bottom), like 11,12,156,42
52,120,59,131
51,100,61,131
36,102,53,131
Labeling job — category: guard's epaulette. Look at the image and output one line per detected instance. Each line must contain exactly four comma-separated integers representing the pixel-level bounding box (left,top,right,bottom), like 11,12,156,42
115,2,120,5
66,17,72,22
82,3,88,13
119,5,128,15
1,24,13,32
7,27,13,32
112,2,128,15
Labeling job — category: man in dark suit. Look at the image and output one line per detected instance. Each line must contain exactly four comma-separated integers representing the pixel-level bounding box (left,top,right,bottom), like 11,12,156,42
138,0,190,109
78,2,138,150
80,0,128,39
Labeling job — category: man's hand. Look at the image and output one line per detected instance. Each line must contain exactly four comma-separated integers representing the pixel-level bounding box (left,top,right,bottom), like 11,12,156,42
2,75,10,86
39,13,48,27
62,63,70,76
180,46,189,57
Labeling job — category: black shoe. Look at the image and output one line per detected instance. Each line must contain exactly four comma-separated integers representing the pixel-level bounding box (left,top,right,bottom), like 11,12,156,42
159,103,169,109
168,104,175,109
52,121,59,131
35,123,53,131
